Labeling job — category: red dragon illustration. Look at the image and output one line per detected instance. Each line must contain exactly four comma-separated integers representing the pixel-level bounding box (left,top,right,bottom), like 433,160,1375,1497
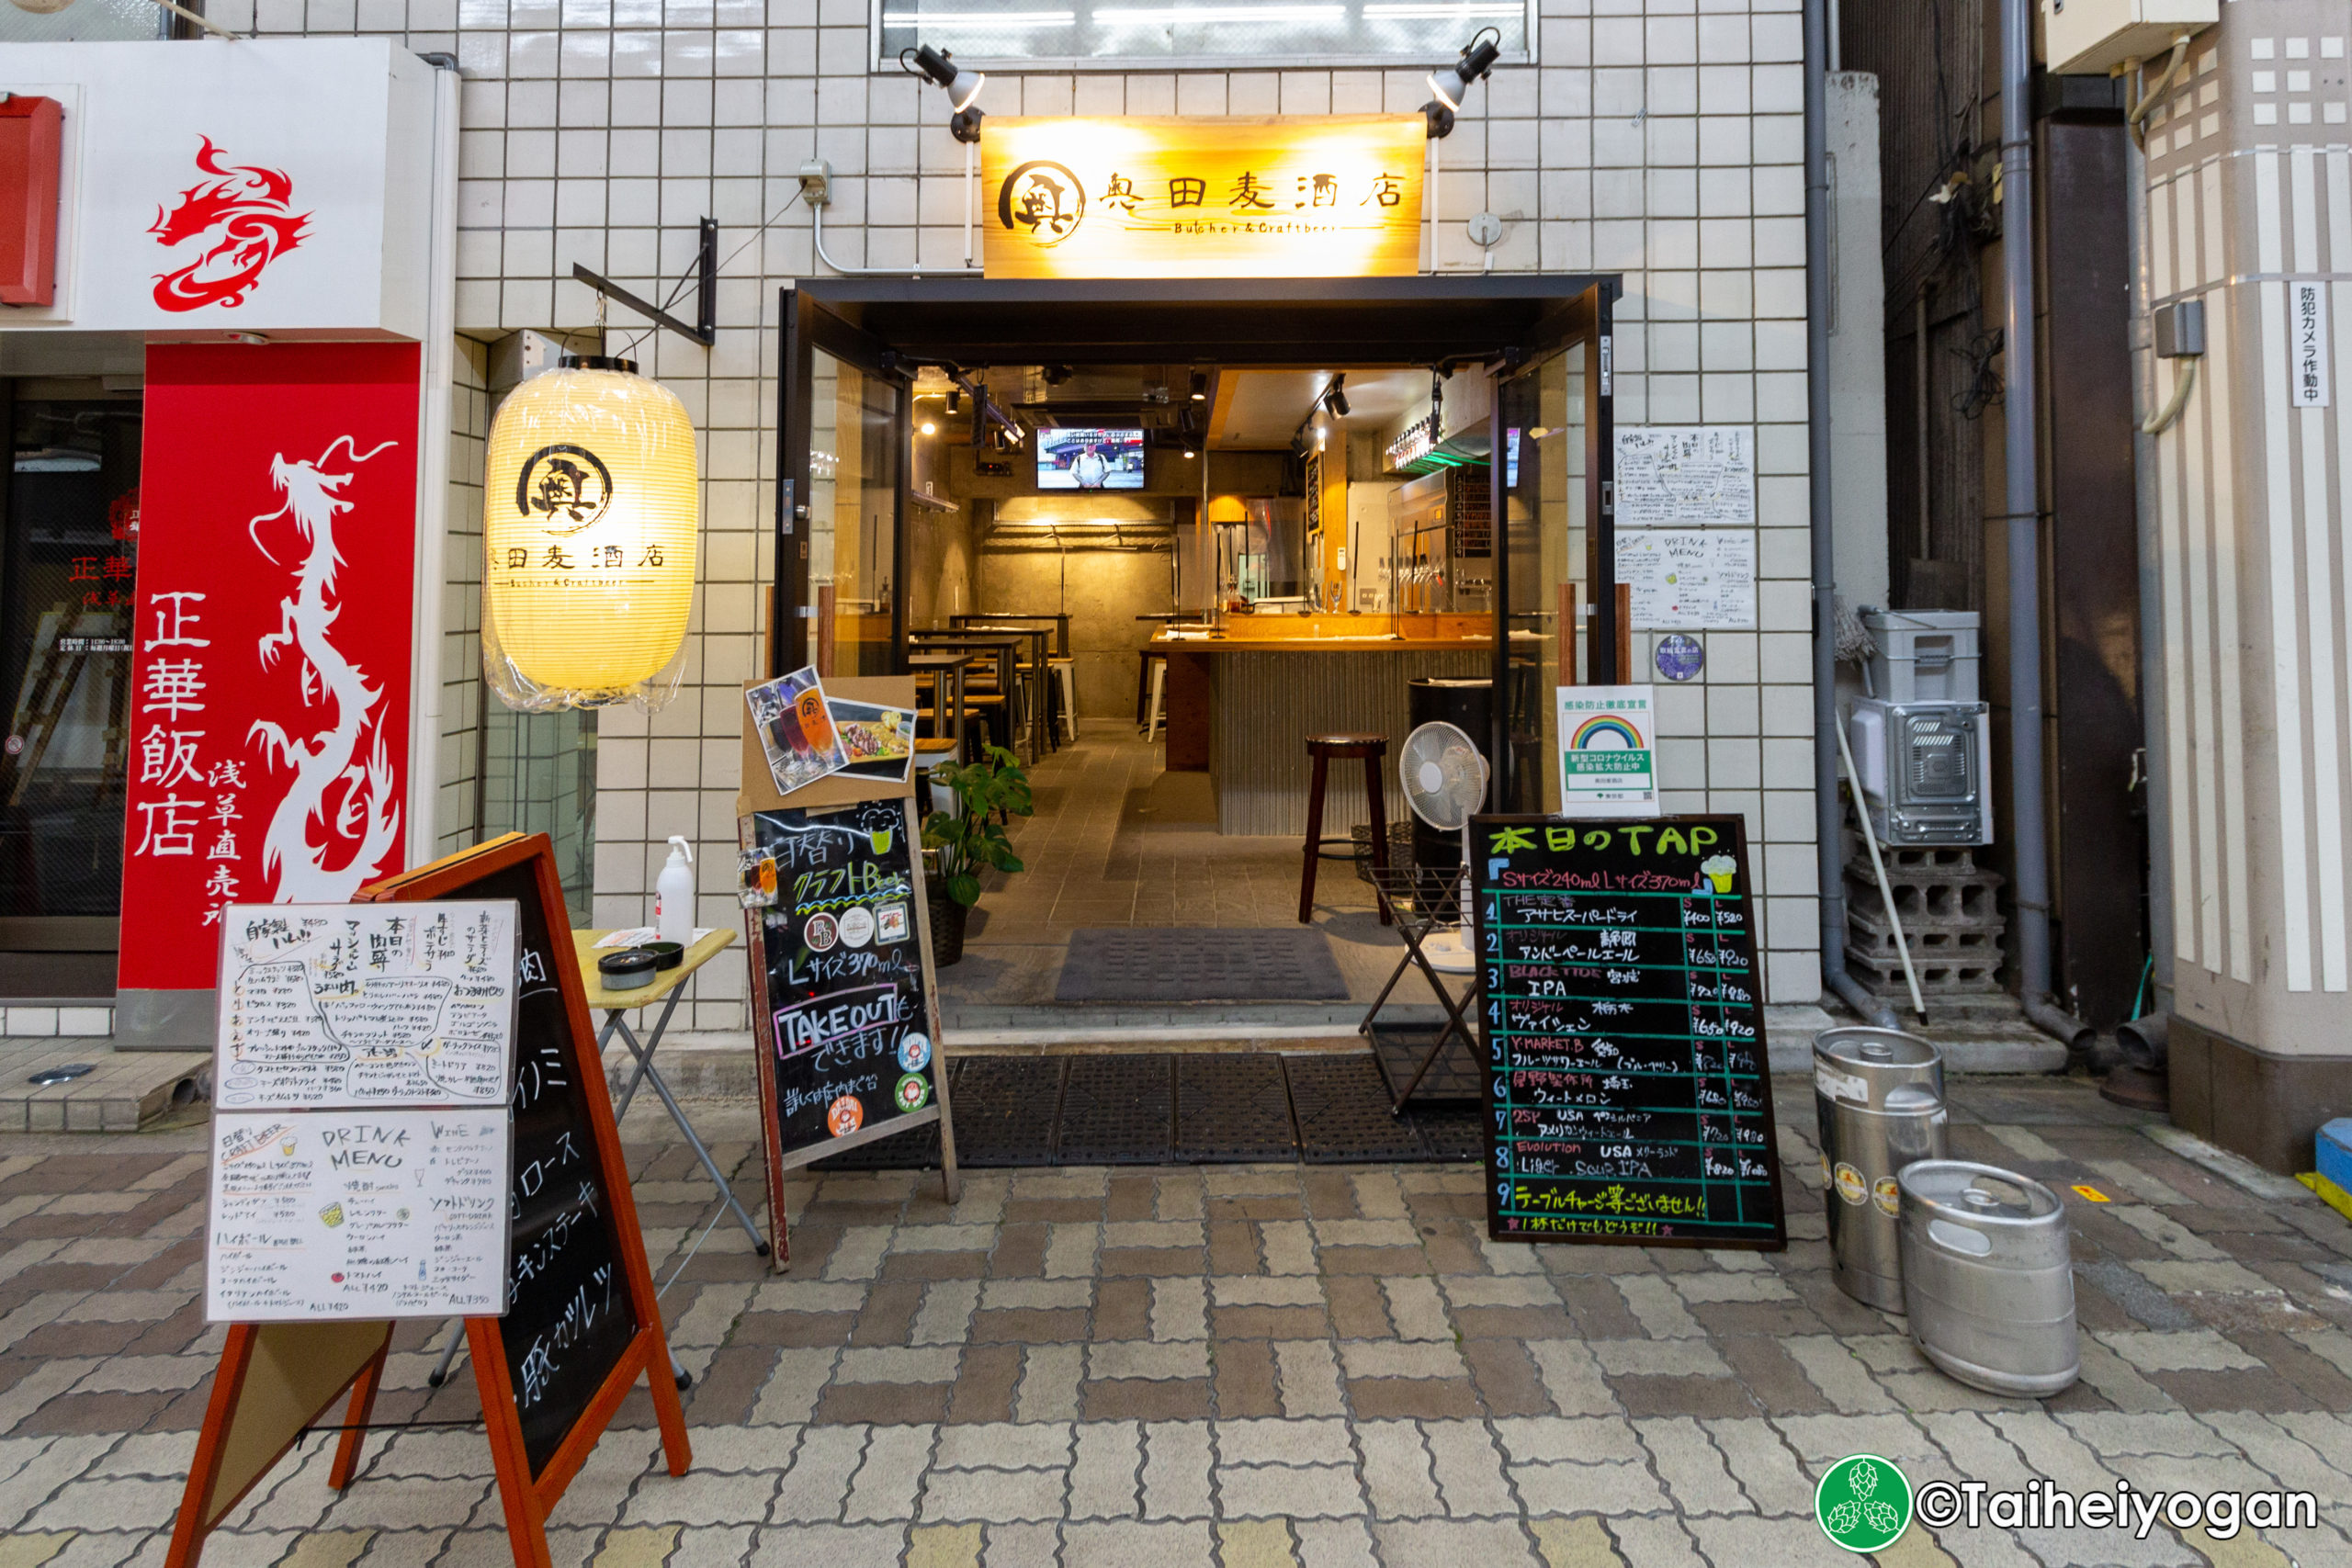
147,138,311,312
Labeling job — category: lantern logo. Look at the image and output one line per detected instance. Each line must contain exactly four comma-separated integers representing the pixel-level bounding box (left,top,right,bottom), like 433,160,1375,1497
149,138,311,312
998,161,1085,246
516,444,615,535
246,435,403,902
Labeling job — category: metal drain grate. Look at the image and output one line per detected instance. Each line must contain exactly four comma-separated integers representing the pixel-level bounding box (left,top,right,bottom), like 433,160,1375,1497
1367,1023,1485,1104
1284,1053,1428,1163
1056,1054,1174,1164
1174,1053,1296,1162
948,1055,1067,1167
1054,928,1348,1001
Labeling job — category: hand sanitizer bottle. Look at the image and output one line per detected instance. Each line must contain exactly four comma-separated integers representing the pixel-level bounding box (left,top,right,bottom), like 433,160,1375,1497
654,836,695,946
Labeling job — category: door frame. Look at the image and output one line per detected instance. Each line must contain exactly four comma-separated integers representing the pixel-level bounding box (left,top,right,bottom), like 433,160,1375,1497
775,288,911,676
774,276,1620,703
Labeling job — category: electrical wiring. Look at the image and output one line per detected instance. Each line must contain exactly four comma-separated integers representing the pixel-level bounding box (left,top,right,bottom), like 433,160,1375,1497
2141,355,2198,434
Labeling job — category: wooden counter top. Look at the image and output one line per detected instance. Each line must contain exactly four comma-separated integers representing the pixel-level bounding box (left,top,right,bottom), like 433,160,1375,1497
1151,634,1488,652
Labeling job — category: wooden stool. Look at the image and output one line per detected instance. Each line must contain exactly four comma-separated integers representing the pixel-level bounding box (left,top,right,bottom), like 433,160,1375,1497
1299,733,1392,926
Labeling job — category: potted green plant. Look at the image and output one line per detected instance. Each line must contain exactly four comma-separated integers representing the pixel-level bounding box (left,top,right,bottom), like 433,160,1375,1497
921,744,1033,965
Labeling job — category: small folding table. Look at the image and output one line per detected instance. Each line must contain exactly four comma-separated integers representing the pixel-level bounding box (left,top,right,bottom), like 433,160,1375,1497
1361,864,1481,1112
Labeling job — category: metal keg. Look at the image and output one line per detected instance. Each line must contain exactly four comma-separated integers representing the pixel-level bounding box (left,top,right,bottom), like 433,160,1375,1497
1813,1027,1947,1311
1897,1160,2079,1397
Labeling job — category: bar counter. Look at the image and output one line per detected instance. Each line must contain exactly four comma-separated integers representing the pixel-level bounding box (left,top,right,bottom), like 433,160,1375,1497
1151,616,1490,837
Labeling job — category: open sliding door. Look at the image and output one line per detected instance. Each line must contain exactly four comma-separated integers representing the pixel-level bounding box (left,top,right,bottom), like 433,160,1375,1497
775,288,910,678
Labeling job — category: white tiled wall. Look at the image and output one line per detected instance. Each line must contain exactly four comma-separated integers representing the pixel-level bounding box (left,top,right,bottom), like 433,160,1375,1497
225,0,1822,1023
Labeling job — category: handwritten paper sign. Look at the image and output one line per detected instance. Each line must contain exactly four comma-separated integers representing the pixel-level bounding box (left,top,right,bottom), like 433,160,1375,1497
1613,426,1756,528
1614,529,1757,630
212,903,518,1110
1470,814,1785,1249
205,1109,508,1322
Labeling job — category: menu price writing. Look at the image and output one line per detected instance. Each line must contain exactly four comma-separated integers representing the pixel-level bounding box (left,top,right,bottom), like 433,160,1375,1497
214,901,518,1110
746,798,941,1160
205,1109,507,1323
1471,815,1784,1248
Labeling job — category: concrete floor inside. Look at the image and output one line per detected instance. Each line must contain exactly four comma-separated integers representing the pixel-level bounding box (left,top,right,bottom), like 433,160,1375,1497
937,719,1453,1034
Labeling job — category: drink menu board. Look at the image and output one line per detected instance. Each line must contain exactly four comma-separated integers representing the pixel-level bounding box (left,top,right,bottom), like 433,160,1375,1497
205,1109,507,1322
1470,814,1784,1248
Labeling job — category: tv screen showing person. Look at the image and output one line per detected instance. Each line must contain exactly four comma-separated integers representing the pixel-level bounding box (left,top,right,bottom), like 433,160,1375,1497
1037,427,1145,491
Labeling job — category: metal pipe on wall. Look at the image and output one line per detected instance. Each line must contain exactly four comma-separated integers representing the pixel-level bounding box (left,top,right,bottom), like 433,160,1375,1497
1806,0,1897,1030
1997,0,2095,1054
2124,128,2175,1024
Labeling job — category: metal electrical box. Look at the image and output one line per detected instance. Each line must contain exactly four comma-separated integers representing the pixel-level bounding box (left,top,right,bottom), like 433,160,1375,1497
1849,701,1993,846
2041,0,2216,75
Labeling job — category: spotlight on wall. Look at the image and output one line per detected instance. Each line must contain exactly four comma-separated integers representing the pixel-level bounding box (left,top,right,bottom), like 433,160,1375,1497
1189,368,1210,402
1422,27,1501,139
902,44,986,142
1324,374,1351,419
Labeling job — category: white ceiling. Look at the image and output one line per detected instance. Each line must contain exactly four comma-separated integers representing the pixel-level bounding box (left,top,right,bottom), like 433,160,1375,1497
1210,368,1427,449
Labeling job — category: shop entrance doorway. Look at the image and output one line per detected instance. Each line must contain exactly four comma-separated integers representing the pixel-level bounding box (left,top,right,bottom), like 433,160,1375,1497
773,277,1619,1029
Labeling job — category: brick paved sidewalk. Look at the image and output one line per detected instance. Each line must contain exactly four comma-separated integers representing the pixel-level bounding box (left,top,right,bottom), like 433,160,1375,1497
1,1075,2349,1567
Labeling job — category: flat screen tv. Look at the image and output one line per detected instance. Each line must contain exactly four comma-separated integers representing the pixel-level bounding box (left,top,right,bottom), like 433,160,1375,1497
1037,426,1146,491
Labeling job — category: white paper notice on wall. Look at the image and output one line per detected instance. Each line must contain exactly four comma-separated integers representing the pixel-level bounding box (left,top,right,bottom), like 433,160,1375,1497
1615,530,1758,630
1613,426,1757,527
2290,282,2331,408
214,902,519,1111
205,1109,509,1322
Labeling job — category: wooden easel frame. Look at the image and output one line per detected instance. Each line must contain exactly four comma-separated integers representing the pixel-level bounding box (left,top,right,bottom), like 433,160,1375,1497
168,834,691,1568
743,795,960,1267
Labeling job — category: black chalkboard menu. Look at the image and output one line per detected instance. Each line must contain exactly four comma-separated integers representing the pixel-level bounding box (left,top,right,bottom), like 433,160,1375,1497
743,797,958,1252
1470,814,1785,1249
462,856,642,1475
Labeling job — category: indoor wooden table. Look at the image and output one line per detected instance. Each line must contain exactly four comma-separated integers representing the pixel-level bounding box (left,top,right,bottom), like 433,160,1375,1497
910,649,971,758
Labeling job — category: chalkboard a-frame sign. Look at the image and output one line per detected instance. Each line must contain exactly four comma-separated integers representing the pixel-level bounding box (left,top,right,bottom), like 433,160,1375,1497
744,795,960,1262
167,834,692,1568
1470,814,1787,1252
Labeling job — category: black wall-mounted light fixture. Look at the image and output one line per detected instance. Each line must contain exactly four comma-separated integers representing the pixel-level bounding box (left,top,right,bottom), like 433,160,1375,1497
1422,27,1502,139
903,44,986,143
1324,373,1351,420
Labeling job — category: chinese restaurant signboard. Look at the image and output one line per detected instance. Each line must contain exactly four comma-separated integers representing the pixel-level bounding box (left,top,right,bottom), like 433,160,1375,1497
979,115,1426,279
120,343,422,1000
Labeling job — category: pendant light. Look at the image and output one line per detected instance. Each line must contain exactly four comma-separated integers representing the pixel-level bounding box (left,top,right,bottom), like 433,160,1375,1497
482,355,698,710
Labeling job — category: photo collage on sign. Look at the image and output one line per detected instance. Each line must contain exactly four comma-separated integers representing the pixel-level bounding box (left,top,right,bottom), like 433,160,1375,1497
747,669,919,793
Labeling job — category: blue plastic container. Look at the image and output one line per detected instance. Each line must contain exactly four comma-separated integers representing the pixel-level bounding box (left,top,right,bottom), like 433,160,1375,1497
2318,1118,2352,1190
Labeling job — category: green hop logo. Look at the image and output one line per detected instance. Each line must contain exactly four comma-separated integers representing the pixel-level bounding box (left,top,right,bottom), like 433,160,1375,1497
1815,1453,1911,1553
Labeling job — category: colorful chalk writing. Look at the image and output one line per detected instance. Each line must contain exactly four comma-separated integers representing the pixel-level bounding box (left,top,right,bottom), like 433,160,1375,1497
746,798,942,1161
1471,814,1786,1248
214,901,517,1110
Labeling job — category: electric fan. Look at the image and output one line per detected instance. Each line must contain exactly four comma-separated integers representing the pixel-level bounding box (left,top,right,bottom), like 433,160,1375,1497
1397,720,1489,973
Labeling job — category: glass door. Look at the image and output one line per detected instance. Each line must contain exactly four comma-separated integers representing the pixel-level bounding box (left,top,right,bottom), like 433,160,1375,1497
777,290,908,677
1495,314,1614,813
0,384,143,992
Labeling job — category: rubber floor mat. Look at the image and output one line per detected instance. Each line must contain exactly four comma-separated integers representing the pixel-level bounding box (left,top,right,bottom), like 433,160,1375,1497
947,1055,1066,1167
1405,1103,1487,1163
1174,1052,1296,1162
1368,1022,1484,1105
1054,928,1347,1001
1057,1054,1174,1163
1284,1052,1428,1163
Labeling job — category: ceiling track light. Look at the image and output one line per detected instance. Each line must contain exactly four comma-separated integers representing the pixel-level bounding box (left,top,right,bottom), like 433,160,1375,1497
902,43,987,142
1324,373,1350,420
1189,368,1210,402
1422,26,1502,140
